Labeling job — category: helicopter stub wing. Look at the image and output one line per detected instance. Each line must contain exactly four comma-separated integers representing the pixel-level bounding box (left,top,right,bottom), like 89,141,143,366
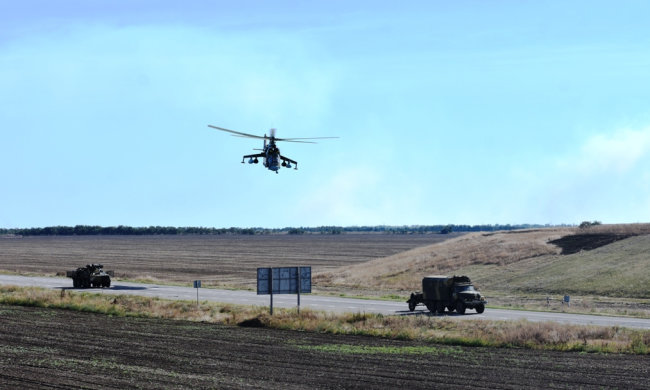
280,155,298,169
280,155,297,164
241,153,265,164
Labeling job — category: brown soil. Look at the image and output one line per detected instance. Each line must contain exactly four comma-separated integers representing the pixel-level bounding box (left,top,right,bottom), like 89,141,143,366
1,304,648,389
0,234,460,289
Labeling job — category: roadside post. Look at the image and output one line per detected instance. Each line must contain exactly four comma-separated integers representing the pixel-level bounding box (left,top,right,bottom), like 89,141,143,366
270,270,273,315
193,280,201,306
257,267,311,315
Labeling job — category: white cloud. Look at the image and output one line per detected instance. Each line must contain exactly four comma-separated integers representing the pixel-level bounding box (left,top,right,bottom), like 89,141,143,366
558,127,650,175
295,166,381,224
509,126,650,223
294,165,426,226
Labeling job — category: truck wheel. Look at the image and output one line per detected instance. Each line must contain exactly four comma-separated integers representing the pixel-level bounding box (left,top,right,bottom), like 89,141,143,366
72,278,79,288
447,305,455,312
105,279,111,288
456,301,466,315
436,302,445,314
426,303,435,313
408,300,416,312
476,304,485,314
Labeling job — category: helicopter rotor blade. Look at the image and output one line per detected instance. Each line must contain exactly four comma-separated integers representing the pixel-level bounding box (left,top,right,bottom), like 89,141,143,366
276,136,340,141
208,125,267,140
279,140,317,144
209,124,338,143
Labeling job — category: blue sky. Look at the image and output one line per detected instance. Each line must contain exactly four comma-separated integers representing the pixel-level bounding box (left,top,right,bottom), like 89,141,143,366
2,1,650,228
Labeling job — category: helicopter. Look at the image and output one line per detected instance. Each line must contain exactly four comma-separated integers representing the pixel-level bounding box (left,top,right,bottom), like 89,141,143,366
208,125,338,173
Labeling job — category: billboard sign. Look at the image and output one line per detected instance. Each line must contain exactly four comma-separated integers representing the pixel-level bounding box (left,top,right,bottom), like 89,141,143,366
257,266,311,295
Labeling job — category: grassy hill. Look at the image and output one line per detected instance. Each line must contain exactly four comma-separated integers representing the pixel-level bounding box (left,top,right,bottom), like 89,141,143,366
315,224,650,299
483,234,650,298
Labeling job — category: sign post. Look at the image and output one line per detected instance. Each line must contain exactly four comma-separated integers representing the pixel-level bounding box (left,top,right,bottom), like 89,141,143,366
257,266,311,315
269,269,273,315
193,280,201,306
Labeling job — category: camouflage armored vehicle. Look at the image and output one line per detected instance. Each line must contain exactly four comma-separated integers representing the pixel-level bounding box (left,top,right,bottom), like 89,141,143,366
407,275,487,314
66,264,113,288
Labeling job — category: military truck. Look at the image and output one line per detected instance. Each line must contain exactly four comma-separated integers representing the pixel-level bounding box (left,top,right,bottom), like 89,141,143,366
407,275,487,314
66,264,113,288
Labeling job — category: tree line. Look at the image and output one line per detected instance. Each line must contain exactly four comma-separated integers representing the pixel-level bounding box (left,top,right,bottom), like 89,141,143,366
0,224,566,236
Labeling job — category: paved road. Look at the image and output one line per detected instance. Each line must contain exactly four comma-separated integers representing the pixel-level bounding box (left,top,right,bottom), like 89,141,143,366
2,275,649,329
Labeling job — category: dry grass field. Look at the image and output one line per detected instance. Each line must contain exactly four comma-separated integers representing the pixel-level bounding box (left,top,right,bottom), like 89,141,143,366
316,224,650,314
3,285,648,354
315,227,573,290
1,228,649,388
0,233,459,290
2,224,649,314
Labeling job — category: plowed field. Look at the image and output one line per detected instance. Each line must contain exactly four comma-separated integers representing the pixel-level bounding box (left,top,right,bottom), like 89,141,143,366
0,234,459,288
1,305,648,389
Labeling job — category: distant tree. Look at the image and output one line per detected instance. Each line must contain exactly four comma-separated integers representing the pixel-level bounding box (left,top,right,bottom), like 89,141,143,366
579,221,602,229
7,223,569,236
319,226,343,234
440,225,454,234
